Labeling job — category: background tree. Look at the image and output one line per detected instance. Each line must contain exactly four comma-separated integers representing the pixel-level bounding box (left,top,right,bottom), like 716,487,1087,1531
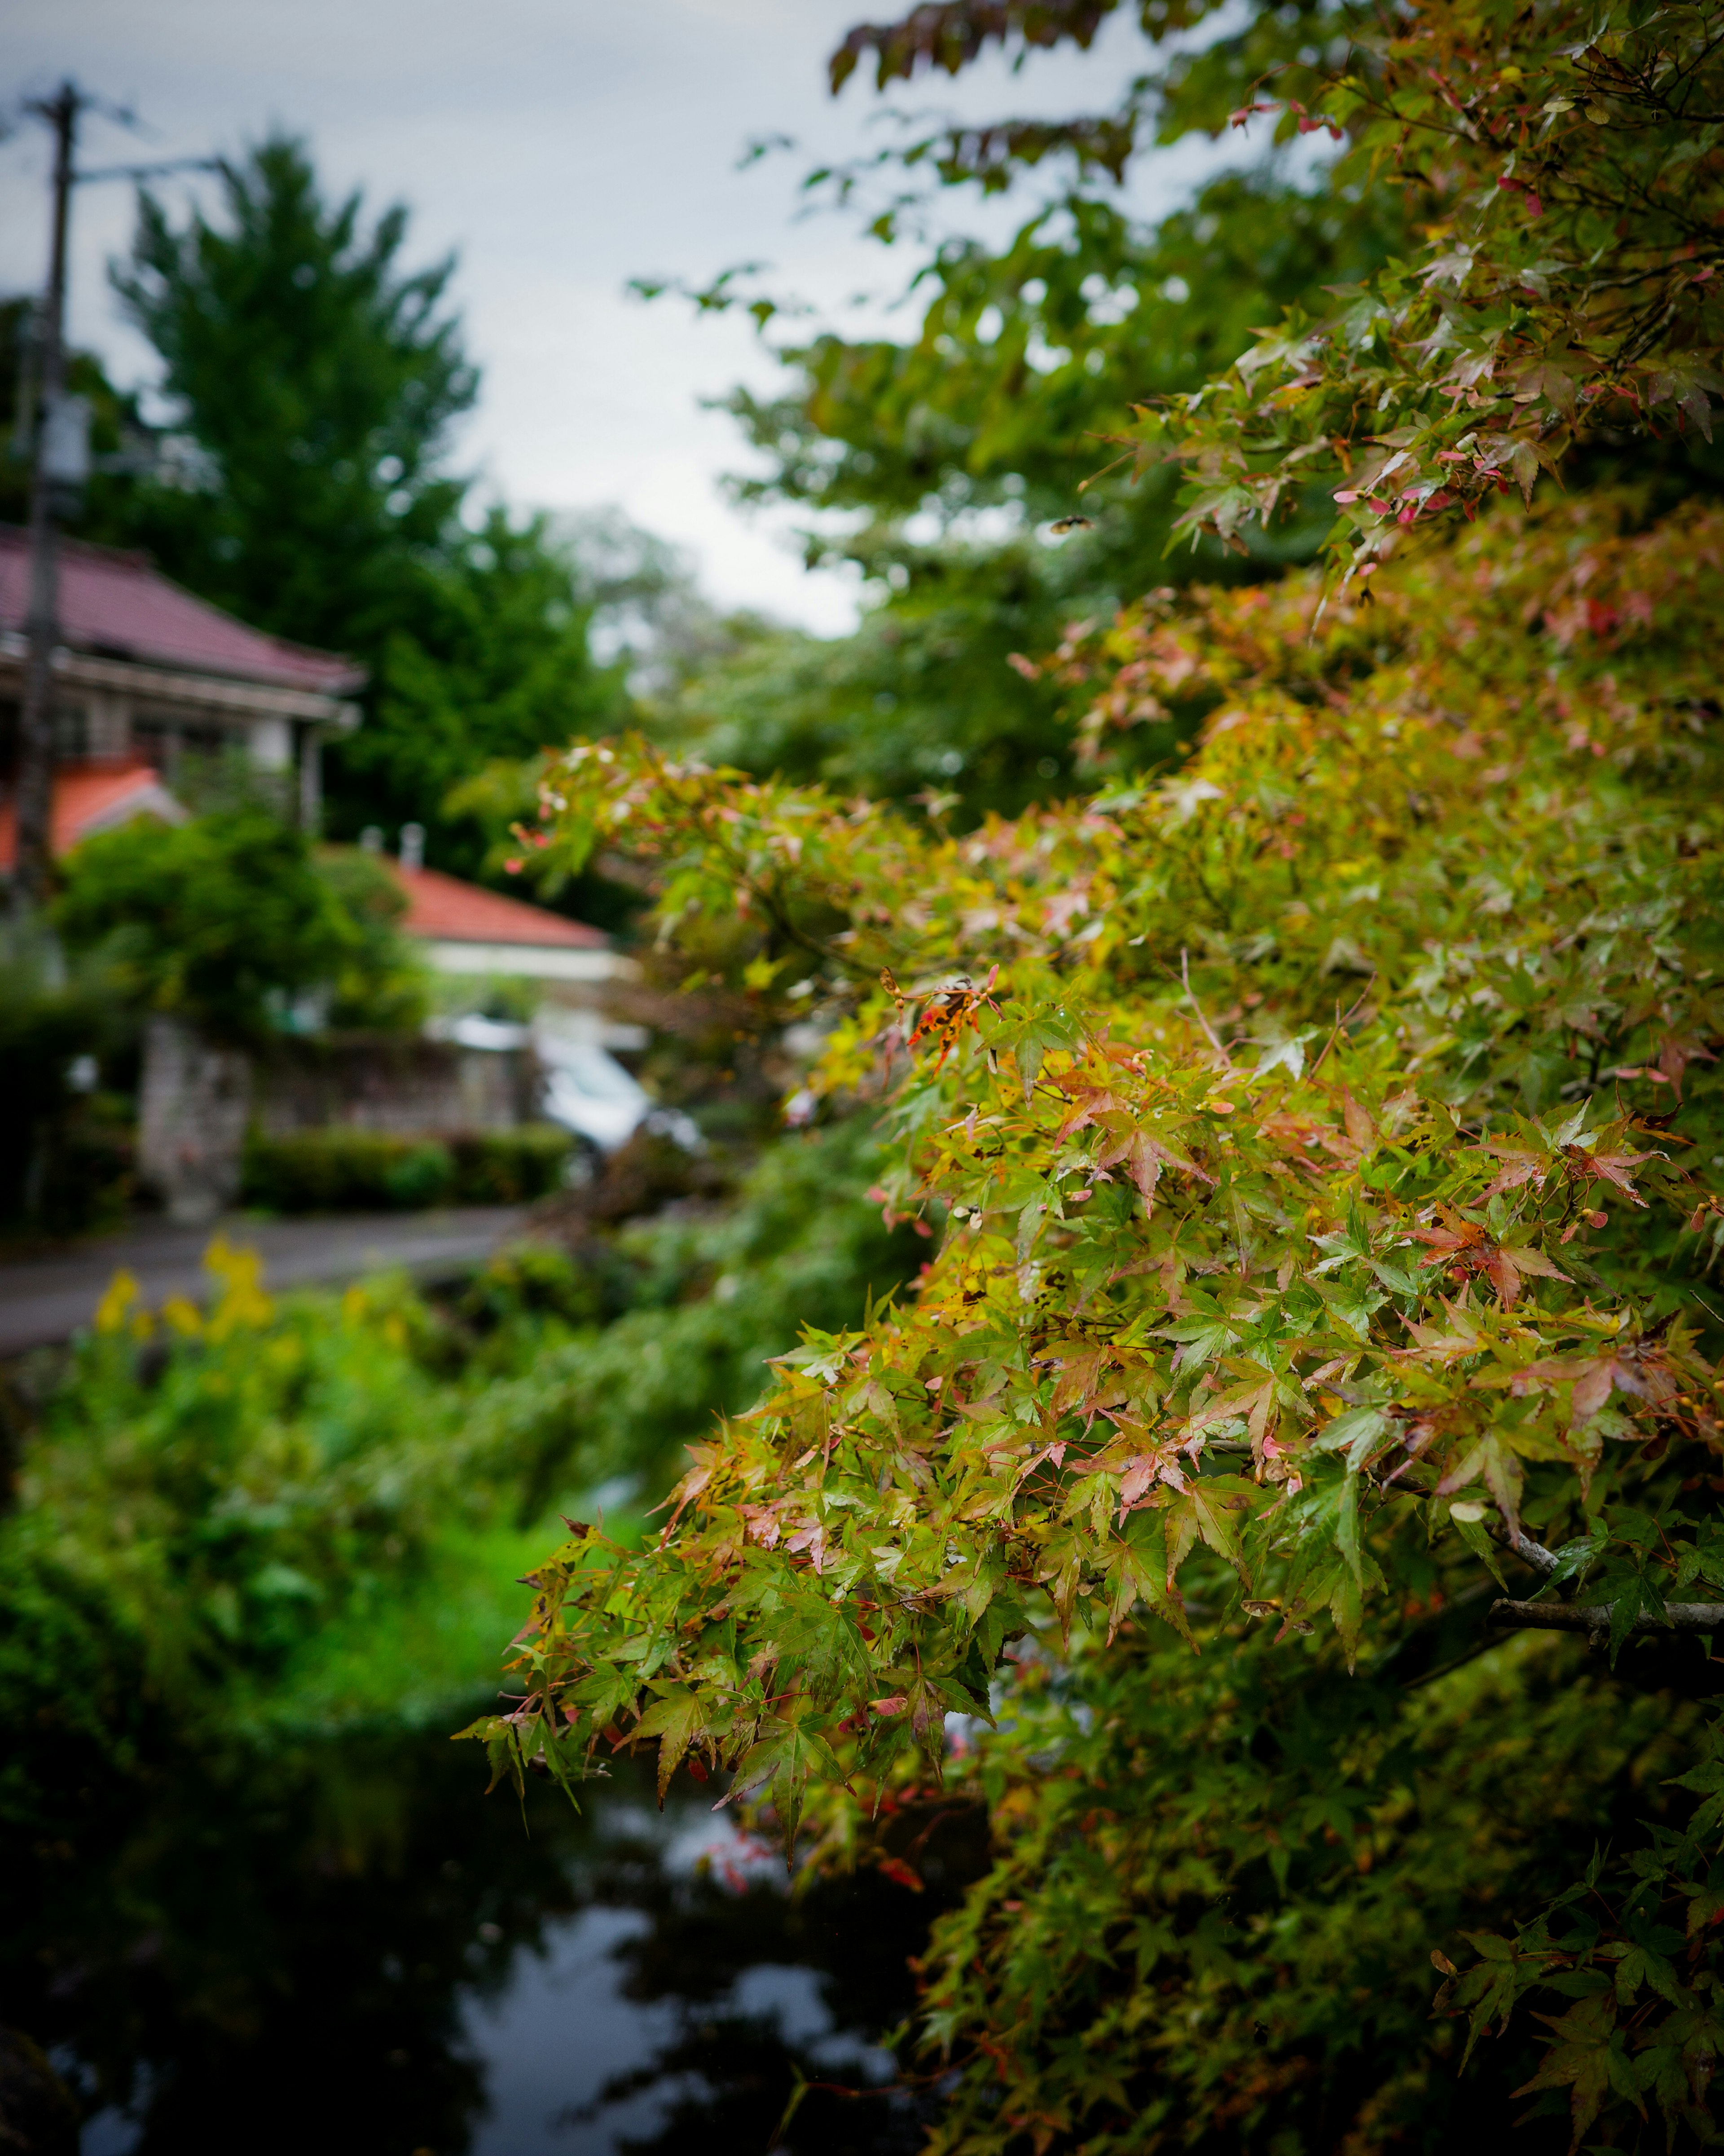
341,507,633,873
93,137,640,872
53,808,420,1042
644,3,1404,813
0,296,152,539
111,134,474,660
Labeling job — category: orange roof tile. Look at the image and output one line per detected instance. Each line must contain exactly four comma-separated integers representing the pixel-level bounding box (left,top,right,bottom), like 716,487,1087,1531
0,762,186,871
391,862,607,948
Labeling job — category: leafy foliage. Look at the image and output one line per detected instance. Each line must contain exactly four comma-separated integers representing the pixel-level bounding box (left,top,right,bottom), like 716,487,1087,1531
467,479,1724,2145
690,172,1399,817
0,1114,921,1808
1114,2,1724,578
335,505,638,864
911,1616,1706,2153
241,1123,572,1212
0,1243,507,1804
0,962,134,1235
639,0,1412,818
0,295,152,540
52,807,420,1042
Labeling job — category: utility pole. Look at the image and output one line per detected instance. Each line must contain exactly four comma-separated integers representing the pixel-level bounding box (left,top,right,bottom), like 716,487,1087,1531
12,80,81,917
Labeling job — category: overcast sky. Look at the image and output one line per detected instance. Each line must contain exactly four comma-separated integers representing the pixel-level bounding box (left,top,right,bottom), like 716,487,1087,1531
1,0,1237,630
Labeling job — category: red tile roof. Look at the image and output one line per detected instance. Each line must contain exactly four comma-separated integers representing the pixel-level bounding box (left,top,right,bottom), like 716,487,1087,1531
0,761,186,870
0,526,365,696
391,862,607,948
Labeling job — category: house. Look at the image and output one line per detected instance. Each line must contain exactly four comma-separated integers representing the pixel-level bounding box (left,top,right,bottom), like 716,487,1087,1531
380,840,654,1154
0,525,363,829
0,759,186,871
0,524,661,1173
390,848,621,985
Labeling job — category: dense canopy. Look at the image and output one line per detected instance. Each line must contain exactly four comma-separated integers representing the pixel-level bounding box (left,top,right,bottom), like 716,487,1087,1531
459,6,1724,2150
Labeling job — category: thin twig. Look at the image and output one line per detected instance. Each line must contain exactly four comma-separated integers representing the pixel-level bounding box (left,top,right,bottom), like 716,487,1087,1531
1488,1598,1724,1636
1307,974,1377,1081
1179,948,1232,1067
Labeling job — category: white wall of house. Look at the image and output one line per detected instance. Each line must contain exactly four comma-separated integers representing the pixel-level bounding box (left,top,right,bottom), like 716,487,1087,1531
421,939,633,983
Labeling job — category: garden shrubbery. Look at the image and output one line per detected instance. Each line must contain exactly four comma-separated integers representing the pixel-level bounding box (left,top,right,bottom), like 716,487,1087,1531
0,1117,919,1835
241,1122,573,1212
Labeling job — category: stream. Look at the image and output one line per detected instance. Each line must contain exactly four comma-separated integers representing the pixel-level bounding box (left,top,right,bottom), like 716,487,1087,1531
1,1716,983,2156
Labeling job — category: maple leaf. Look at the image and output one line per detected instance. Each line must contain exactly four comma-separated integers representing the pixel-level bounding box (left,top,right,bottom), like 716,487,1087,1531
633,1684,709,1803
1514,1993,1632,2151
1054,1085,1126,1141
1563,1142,1656,1204
1443,1931,1563,2066
1095,1125,1213,1210
1163,1474,1255,1588
1481,1144,1547,1199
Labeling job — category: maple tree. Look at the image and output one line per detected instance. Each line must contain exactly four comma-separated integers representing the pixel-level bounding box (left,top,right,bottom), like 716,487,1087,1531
458,6,1724,2149
1109,0,1724,578
822,0,1724,578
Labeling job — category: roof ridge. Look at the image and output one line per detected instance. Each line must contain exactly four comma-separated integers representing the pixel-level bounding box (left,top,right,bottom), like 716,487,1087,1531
0,524,366,693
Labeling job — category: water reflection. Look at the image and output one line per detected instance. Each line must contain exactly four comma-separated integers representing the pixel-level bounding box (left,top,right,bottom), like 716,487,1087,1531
0,1717,981,2155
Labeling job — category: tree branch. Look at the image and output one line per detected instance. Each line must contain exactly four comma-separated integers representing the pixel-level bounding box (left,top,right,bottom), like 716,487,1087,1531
1501,1529,1562,1578
1488,1598,1724,1637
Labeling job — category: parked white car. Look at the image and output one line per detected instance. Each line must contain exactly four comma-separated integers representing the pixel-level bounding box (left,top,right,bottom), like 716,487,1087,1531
540,1037,653,1154
433,1007,696,1157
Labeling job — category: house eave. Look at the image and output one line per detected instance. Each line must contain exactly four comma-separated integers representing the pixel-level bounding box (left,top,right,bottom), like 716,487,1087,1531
0,632,362,729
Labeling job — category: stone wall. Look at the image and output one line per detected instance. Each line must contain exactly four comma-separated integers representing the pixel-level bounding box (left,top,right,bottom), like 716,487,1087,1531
136,1025,539,1222
138,1018,253,1225
252,1033,538,1138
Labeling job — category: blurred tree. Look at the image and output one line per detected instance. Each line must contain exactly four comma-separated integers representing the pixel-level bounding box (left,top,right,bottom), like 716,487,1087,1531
53,807,420,1043
0,296,152,541
110,134,474,661
100,139,646,876
339,506,632,868
645,9,1404,816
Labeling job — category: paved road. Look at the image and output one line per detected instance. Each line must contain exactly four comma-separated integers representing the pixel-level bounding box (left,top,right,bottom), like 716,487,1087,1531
0,1207,532,1356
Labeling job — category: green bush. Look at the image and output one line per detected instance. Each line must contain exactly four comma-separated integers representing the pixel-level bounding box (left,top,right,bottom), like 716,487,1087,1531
55,808,358,1043
0,1117,912,1814
0,960,136,1235
242,1124,572,1212
446,1127,574,1204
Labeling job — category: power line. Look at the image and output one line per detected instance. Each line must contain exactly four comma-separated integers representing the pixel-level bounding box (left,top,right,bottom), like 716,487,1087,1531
8,83,216,918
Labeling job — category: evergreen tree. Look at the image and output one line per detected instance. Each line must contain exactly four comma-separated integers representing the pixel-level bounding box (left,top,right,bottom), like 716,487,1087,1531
112,134,474,661
101,137,637,872
347,507,633,872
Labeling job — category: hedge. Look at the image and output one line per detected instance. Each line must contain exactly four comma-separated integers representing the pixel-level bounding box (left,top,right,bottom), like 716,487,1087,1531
242,1124,574,1213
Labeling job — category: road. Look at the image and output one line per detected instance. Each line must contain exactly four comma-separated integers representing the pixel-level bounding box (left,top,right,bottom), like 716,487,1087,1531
0,1207,532,1356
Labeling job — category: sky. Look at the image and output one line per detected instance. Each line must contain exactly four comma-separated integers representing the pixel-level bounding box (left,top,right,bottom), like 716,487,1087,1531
0,0,1240,632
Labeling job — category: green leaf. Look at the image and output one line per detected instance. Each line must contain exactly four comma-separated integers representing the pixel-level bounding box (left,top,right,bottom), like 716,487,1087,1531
633,1685,709,1803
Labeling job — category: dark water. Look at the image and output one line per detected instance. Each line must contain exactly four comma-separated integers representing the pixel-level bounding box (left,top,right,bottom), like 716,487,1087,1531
1,1720,983,2156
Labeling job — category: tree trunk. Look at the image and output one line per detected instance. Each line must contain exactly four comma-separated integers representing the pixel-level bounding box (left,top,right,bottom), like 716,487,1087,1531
138,1017,251,1225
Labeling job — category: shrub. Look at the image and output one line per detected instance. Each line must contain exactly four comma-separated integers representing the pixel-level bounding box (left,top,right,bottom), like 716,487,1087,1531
0,962,135,1235
446,1126,574,1204
242,1124,572,1212
54,812,428,1047
54,809,357,1043
0,1118,916,1815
